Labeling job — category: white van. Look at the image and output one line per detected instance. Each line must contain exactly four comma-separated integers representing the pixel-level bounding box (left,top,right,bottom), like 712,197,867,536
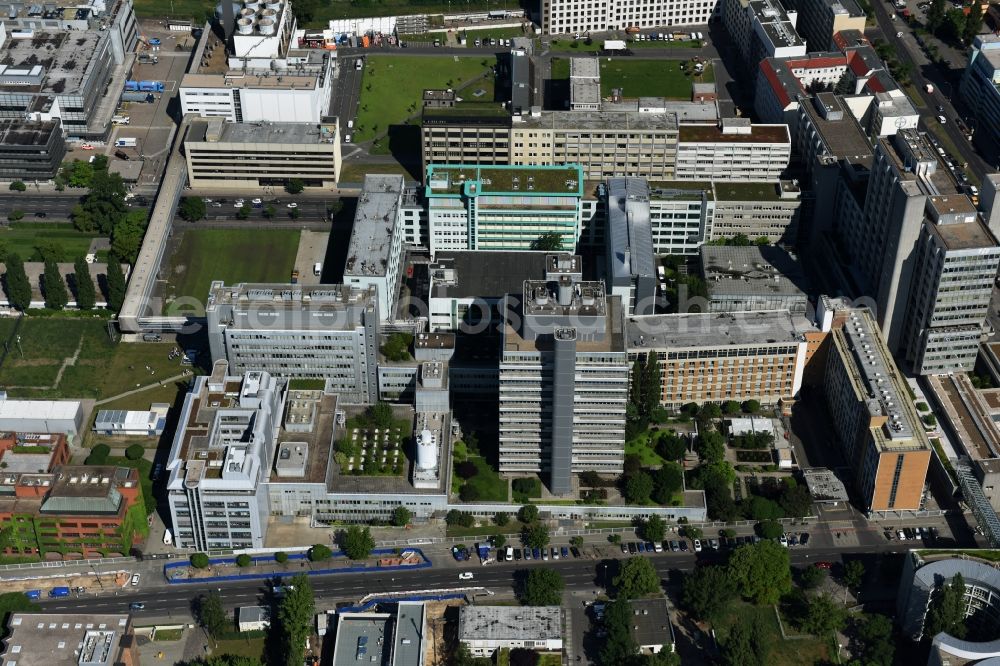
313,262,322,276
163,529,172,546
347,119,354,129
112,115,130,125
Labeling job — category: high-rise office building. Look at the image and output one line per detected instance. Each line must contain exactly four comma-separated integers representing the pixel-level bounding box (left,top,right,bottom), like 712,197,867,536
959,35,1000,167
206,282,380,404
498,276,627,494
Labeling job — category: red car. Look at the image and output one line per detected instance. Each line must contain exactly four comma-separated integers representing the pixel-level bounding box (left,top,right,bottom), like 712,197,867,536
815,561,833,570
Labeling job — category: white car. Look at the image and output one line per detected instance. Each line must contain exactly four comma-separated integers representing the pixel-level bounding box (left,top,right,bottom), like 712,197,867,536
898,530,907,540
896,31,904,37
458,572,473,580
287,202,298,208
251,198,262,205
234,200,245,208
779,534,789,548
693,539,702,552
130,573,140,586
937,115,947,124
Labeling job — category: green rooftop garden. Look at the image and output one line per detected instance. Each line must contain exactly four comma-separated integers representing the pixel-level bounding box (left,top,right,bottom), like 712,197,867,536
714,182,782,201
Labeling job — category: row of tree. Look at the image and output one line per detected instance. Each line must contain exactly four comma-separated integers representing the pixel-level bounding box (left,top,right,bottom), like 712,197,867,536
925,0,984,47
2,253,124,311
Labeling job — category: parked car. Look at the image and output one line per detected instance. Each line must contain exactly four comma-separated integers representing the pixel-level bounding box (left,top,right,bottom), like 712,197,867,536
693,539,703,552
898,530,908,540
709,538,719,549
620,543,628,554
627,542,637,554
542,549,549,561
551,547,559,560
636,542,645,553
669,540,679,552
532,548,541,559
129,602,145,610
561,547,569,558
679,540,688,552
458,572,473,580
653,541,663,553
815,561,833,569
570,547,581,558
800,532,810,545
524,548,532,560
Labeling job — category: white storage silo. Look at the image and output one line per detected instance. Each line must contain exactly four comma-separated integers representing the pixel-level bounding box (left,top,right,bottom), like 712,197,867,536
416,429,437,471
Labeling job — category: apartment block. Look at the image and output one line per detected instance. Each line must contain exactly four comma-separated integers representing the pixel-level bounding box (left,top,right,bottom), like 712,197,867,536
0,0,137,137
0,120,66,182
184,117,341,190
540,0,717,35
824,308,931,512
643,182,713,254
0,465,144,558
344,174,406,322
902,204,1000,375
206,282,380,404
959,35,1000,167
499,278,628,493
721,0,807,82
755,54,850,127
709,180,802,242
788,0,865,52
165,365,283,550
626,310,819,409
0,613,138,666
424,164,583,254
674,119,791,181
421,104,512,173
606,178,658,316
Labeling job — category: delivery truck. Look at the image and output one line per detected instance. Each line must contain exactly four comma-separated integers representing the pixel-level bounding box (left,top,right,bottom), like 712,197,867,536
49,587,70,598
115,138,137,147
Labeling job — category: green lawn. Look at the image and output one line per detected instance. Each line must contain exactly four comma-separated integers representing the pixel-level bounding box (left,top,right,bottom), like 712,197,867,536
0,223,102,263
452,439,508,502
600,59,711,99
630,38,702,48
715,602,830,666
354,56,493,144
164,230,300,309
625,432,667,467
512,477,542,503
210,637,265,664
550,57,570,80
339,160,419,183
0,318,188,399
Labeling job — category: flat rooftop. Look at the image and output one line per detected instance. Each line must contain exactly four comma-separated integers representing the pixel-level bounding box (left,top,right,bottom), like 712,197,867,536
0,119,59,145
799,94,874,166
188,118,335,144
628,599,674,649
458,606,562,642
0,613,131,666
208,282,375,312
713,181,785,201
570,57,601,108
425,164,582,196
647,181,714,201
802,467,850,502
626,310,816,349
430,251,549,299
0,30,102,94
517,109,685,131
678,123,790,144
333,615,392,666
929,217,998,251
344,175,405,278
701,245,810,298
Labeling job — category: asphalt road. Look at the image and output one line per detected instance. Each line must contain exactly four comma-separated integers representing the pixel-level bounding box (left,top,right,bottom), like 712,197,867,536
867,2,992,178
37,542,905,622
0,195,335,222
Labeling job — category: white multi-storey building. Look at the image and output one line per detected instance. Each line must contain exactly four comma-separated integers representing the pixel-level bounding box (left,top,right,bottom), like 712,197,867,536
344,175,406,322
539,0,718,35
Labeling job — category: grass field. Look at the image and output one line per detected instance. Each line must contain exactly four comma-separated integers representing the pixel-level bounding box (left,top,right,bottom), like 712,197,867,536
354,56,493,143
0,223,102,263
164,230,300,309
452,439,508,501
210,637,265,664
0,318,186,399
625,433,667,467
715,602,830,666
600,58,712,99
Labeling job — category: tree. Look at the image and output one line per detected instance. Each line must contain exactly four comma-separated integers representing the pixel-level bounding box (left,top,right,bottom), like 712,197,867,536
802,593,846,636
754,520,785,539
723,400,741,414
179,197,206,221
778,482,813,517
8,210,24,222
570,536,584,548
682,565,737,622
624,471,654,504
600,598,640,666
309,543,332,561
4,253,31,311
341,526,375,560
843,560,865,590
800,564,827,590
196,591,228,638
289,207,300,220
722,615,766,666
124,443,145,460
459,484,480,501
531,231,563,251
614,556,661,599
111,211,146,261
63,160,95,188
519,568,564,605
683,525,703,540
747,496,783,522
106,260,126,312
655,432,687,461
493,533,506,549
855,613,895,666
392,506,411,527
190,553,210,569
73,256,95,310
742,399,761,414
445,510,475,527
286,178,305,194
456,461,478,481
277,574,315,666
275,551,288,563
518,504,539,523
235,553,252,567
236,203,251,219
43,259,68,310
727,540,792,605
493,512,509,526
642,352,661,418
694,430,726,464
521,522,549,549
263,205,277,219
698,403,722,421
924,573,968,639
381,332,413,361
926,0,946,33
642,515,666,542
8,181,25,192
366,402,394,429
964,0,984,45
86,443,110,465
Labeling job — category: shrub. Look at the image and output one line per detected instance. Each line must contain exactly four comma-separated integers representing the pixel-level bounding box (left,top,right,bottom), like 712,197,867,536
274,551,288,563
9,181,26,192
235,554,251,567
459,484,480,501
309,543,333,561
86,443,110,465
456,460,478,479
923,414,937,427
124,443,145,461
190,553,210,569
493,512,509,526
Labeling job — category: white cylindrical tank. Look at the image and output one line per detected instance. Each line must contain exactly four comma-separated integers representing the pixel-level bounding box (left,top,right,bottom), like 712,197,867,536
416,429,437,471
257,17,275,34
240,7,255,18
237,17,254,34
245,0,260,7
259,7,276,18
265,0,280,9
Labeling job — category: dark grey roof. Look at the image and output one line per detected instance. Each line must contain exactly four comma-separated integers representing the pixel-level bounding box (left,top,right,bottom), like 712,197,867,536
628,598,675,649
607,178,656,286
430,251,549,299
